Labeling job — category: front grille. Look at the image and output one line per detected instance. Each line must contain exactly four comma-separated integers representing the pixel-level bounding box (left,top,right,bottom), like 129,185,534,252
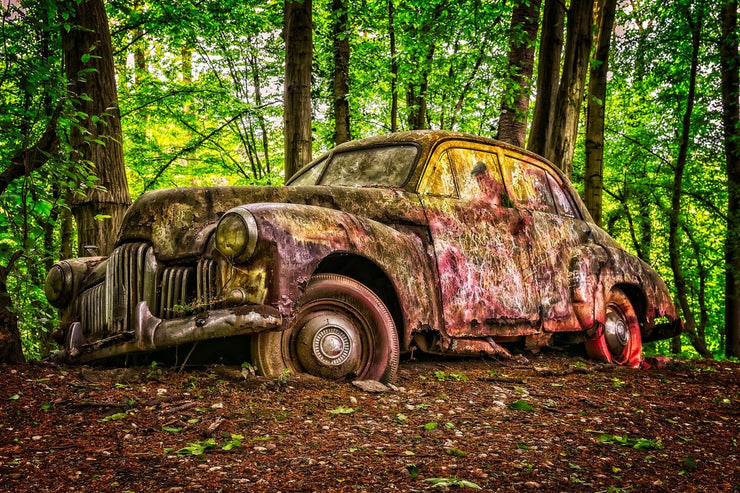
77,242,221,339
159,266,194,319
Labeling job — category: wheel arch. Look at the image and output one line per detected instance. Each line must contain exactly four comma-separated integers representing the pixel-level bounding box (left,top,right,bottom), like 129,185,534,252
313,253,406,349
611,282,647,328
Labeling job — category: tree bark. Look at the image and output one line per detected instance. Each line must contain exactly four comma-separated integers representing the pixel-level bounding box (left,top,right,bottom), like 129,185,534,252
332,0,351,145
497,0,542,148
527,0,564,157
721,0,740,358
0,252,25,364
584,0,617,226
283,0,313,180
546,0,594,176
668,10,712,358
63,0,131,257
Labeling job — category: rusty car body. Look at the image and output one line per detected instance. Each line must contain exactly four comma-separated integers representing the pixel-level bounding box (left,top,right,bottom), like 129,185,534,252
46,130,681,381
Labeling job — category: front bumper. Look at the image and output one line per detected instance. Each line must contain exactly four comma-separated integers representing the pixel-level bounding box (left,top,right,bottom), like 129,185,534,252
58,301,282,363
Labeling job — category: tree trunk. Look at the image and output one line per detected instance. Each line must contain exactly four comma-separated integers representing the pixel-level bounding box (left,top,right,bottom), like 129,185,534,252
0,252,25,364
721,0,740,358
546,0,594,176
133,0,147,86
668,10,712,358
497,0,542,148
283,0,313,180
584,0,616,227
527,0,564,157
63,0,131,257
389,0,398,133
332,0,351,145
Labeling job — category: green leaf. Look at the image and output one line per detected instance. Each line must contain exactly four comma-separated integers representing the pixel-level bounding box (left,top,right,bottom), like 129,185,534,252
327,406,357,415
424,421,438,431
508,399,535,411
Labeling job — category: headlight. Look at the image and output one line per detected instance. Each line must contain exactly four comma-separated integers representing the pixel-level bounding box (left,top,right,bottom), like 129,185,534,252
215,206,259,261
45,261,74,308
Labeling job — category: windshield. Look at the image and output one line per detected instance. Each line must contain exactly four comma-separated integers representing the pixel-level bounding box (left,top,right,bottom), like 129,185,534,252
290,145,419,187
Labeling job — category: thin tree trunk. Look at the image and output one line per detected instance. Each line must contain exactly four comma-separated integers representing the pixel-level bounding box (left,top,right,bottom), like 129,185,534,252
497,0,542,148
133,0,147,86
63,0,131,257
584,0,617,227
284,0,313,180
546,0,594,175
527,0,564,157
389,0,398,132
668,10,712,358
332,0,351,144
721,0,740,358
250,51,271,173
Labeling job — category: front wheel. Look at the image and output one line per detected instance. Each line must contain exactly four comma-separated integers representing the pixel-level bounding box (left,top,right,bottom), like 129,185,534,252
251,274,399,383
585,288,642,367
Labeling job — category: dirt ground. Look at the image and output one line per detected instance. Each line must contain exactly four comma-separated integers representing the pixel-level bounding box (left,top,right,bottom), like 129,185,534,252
1,351,738,492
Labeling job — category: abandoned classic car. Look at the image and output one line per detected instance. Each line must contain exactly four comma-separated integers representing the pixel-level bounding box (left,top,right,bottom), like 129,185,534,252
45,130,681,381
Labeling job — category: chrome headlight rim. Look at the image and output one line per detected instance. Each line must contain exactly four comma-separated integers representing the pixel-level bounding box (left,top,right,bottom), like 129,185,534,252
45,261,74,308
215,206,259,262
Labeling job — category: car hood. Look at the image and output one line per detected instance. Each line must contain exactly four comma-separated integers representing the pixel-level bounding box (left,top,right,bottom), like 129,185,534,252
117,185,426,260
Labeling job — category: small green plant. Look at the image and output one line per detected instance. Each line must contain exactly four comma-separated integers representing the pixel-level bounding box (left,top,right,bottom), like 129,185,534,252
162,426,182,433
424,421,438,431
102,412,128,422
396,413,409,422
406,464,419,479
434,371,468,382
597,434,662,450
447,448,468,457
174,438,217,456
425,476,481,490
221,433,244,451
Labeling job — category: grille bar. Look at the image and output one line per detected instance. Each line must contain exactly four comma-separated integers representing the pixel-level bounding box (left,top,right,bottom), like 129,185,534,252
77,241,219,340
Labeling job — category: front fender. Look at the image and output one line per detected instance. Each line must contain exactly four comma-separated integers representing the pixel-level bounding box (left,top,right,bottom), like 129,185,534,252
233,203,440,341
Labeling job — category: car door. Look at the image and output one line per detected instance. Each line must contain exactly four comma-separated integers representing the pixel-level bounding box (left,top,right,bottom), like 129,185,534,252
419,142,540,338
499,153,591,331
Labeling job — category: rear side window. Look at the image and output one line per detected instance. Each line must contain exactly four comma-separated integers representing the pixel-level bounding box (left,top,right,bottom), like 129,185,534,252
547,174,579,218
502,157,556,214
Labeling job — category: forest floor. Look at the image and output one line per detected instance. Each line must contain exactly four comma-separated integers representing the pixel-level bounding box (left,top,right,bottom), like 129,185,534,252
0,350,738,492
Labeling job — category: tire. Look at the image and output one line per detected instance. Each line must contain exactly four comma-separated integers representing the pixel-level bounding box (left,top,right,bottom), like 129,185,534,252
585,288,642,368
252,273,400,383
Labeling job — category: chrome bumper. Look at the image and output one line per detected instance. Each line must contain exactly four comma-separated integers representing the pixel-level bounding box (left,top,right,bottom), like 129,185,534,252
62,301,282,363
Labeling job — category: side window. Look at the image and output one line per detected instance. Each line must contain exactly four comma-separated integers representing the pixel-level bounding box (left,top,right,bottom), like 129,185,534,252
502,157,556,214
447,148,507,204
421,151,458,197
547,174,579,218
289,157,327,186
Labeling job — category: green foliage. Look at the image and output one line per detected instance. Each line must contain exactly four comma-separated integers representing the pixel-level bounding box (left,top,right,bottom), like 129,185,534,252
597,433,663,450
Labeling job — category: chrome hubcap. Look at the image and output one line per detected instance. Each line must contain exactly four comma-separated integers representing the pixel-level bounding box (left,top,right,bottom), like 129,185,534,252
604,309,630,356
313,326,352,366
295,313,362,378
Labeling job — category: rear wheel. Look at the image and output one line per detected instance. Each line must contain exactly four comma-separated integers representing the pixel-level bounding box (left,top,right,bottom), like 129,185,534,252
585,288,642,367
252,274,399,383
